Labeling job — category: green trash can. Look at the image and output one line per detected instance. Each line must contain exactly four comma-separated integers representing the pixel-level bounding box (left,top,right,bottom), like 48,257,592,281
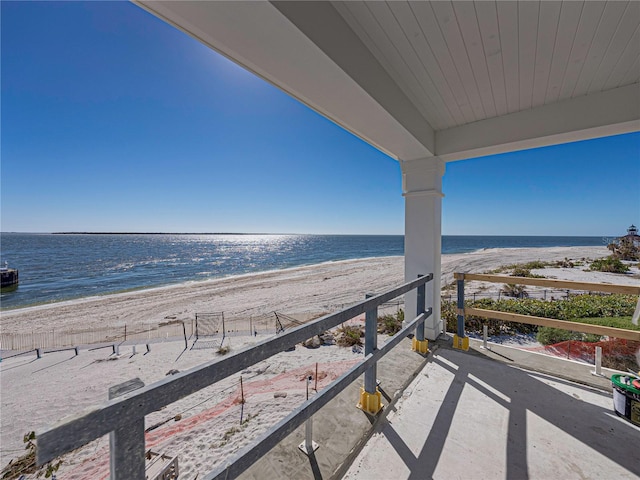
611,374,640,426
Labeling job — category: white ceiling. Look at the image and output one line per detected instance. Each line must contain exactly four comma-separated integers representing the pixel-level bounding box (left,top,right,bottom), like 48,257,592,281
335,1,639,130
136,1,640,162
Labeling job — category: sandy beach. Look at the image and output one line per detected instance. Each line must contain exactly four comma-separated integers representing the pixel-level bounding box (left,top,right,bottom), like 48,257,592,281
2,245,638,478
0,245,620,336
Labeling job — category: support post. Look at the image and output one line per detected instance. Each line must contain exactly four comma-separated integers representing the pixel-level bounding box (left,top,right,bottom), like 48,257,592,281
592,346,603,376
412,275,429,354
482,325,488,349
402,157,444,341
358,293,382,415
453,273,469,351
299,376,319,455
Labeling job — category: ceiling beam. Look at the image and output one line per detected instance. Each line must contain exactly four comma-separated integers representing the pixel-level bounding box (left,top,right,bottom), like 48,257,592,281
271,1,435,156
436,84,640,162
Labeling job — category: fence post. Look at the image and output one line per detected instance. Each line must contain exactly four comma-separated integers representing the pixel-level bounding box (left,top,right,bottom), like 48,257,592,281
357,293,382,415
182,322,187,350
453,273,469,351
592,346,603,376
412,275,429,354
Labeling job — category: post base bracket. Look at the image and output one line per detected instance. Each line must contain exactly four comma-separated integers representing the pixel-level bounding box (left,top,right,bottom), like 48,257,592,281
357,386,383,415
411,337,429,354
452,334,469,351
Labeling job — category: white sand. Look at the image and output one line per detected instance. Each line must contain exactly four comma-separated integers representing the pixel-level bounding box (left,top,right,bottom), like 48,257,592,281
0,246,616,336
2,245,636,478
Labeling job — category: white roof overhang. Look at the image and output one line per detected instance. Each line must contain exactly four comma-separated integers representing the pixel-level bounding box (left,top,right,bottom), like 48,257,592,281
135,1,640,162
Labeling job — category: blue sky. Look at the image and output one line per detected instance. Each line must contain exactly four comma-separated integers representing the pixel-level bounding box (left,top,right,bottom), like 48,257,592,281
2,2,638,236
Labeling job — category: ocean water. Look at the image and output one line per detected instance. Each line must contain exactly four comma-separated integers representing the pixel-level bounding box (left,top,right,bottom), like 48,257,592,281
0,233,609,309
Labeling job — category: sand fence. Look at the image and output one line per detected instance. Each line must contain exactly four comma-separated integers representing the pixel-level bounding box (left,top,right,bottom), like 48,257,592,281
0,312,322,352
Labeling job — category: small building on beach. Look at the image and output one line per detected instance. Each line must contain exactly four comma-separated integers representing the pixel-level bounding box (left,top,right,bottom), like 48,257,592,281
622,224,640,245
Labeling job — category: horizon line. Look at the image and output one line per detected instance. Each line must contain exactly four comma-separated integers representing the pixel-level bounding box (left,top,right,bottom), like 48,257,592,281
0,231,620,238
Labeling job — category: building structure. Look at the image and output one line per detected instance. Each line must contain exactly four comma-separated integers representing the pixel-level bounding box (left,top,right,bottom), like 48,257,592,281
623,224,639,244
135,0,640,338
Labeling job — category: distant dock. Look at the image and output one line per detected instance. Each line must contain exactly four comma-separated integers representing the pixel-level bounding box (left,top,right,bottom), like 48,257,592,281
1,262,19,290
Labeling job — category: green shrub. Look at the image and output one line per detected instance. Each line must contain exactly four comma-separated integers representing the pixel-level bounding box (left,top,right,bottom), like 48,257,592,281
377,309,404,335
573,316,640,331
590,256,629,273
501,284,528,298
441,294,638,337
337,325,363,347
522,261,550,270
555,258,575,268
536,327,602,345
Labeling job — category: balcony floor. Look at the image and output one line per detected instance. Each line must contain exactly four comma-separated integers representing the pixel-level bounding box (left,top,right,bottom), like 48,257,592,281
343,342,640,480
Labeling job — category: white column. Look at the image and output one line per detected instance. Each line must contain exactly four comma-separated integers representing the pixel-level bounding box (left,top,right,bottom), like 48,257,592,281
401,157,445,340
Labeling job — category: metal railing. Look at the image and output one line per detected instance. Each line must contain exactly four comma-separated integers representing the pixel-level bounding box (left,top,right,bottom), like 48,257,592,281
452,273,640,348
36,273,433,479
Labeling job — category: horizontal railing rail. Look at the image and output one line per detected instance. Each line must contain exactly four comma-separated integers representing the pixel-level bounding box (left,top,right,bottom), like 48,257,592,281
36,273,433,479
464,307,640,341
458,273,640,295
206,309,431,480
451,273,640,349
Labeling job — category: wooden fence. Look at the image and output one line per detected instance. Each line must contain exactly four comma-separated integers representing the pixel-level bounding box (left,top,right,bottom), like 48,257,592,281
451,273,640,349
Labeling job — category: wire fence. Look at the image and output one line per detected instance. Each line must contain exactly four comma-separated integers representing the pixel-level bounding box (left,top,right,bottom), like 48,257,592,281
440,289,615,303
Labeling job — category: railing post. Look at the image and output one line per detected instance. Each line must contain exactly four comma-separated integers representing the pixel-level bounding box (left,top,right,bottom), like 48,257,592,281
109,420,146,479
453,273,469,351
109,380,146,479
412,275,429,354
357,293,382,415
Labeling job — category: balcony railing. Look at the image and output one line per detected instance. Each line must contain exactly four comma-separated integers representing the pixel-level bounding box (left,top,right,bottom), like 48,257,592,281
36,273,433,479
451,273,640,350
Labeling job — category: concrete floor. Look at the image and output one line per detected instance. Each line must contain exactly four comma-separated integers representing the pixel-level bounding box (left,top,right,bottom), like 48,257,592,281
343,343,640,480
237,336,640,480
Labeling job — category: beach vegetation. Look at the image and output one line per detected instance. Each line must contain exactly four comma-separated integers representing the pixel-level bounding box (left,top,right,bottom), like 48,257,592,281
217,345,231,355
501,284,529,298
213,413,258,448
378,309,404,335
589,256,629,273
0,431,61,479
555,258,576,268
486,261,551,275
510,266,545,278
442,294,638,336
572,316,638,330
608,236,640,261
520,260,549,270
336,325,363,347
536,327,602,345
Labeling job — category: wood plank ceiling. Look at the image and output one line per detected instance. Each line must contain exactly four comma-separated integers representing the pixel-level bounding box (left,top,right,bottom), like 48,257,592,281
333,1,640,132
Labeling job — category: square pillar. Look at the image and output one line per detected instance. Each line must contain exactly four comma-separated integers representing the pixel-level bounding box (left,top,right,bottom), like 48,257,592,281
401,157,445,340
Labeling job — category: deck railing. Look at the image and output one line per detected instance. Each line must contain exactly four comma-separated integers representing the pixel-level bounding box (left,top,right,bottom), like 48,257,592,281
451,273,640,350
36,273,433,479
